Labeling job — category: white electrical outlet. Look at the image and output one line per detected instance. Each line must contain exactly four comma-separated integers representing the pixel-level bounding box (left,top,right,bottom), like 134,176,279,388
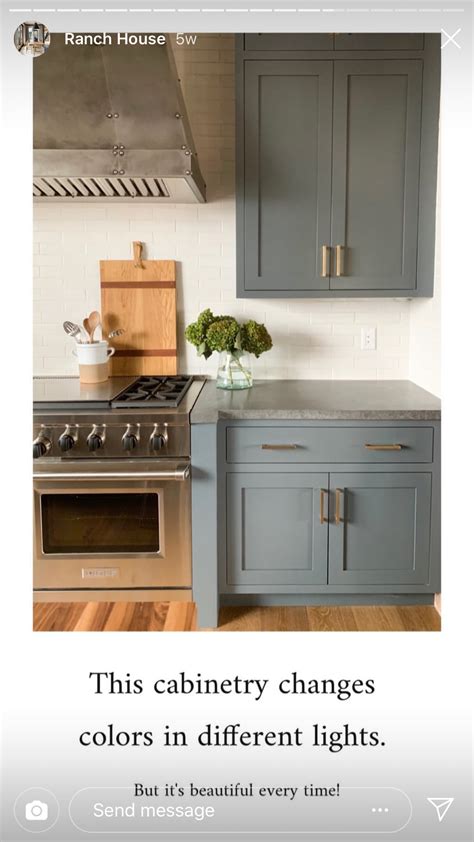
361,327,377,351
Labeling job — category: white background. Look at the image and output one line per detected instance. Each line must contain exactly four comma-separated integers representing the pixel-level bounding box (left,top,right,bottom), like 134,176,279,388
0,2,473,840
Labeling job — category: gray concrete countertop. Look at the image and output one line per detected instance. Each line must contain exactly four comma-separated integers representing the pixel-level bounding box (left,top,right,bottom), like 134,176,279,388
190,379,441,424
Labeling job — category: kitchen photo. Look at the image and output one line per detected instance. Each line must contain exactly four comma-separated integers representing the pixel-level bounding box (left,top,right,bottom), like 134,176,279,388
32,31,441,633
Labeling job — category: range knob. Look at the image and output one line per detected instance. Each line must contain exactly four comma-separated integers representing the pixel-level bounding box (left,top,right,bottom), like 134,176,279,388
58,426,76,453
87,425,105,452
151,433,165,451
122,426,139,451
150,424,168,452
88,434,103,452
32,435,51,459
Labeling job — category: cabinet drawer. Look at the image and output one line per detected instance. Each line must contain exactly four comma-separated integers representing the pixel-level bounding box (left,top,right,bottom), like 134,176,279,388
226,426,434,464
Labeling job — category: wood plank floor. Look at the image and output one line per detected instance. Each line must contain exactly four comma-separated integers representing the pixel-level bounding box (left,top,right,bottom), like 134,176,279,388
33,602,440,632
214,605,440,632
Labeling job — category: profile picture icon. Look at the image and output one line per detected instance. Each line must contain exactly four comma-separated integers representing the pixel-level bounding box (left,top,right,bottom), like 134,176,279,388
14,22,50,57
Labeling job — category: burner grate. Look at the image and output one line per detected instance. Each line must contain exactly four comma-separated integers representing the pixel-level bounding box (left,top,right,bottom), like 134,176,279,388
111,376,193,408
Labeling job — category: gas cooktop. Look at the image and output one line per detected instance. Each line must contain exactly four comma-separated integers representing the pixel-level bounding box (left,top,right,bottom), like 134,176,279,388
111,376,193,408
33,375,194,410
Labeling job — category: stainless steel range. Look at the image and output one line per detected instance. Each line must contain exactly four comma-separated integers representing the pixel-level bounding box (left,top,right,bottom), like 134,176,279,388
33,375,204,602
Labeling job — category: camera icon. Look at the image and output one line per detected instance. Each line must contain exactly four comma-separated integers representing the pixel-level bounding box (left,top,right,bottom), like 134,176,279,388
14,788,58,833
25,800,49,821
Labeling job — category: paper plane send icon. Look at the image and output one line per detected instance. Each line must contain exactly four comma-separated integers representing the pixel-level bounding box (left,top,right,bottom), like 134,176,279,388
427,798,454,823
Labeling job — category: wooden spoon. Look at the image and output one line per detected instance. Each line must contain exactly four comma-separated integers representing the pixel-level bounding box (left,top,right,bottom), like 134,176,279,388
88,310,101,343
83,317,92,343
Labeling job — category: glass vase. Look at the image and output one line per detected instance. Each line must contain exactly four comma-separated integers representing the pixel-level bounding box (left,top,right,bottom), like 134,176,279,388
216,351,253,390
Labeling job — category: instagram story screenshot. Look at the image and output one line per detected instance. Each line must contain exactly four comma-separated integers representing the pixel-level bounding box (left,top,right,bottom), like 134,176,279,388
0,1,472,840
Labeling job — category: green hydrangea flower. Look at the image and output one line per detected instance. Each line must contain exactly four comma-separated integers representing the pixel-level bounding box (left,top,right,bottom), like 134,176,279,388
184,308,218,358
206,318,241,353
185,310,273,361
240,320,273,357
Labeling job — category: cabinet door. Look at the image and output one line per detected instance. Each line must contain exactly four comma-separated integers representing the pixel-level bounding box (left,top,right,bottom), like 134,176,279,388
227,473,329,586
328,473,432,585
331,60,423,291
241,61,333,293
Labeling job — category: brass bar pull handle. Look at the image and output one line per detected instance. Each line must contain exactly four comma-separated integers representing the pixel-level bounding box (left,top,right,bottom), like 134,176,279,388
321,245,330,278
335,488,345,525
335,244,344,277
261,444,298,451
365,444,403,451
320,489,329,524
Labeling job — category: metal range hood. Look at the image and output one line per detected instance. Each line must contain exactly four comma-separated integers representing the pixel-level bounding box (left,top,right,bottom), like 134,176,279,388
33,34,206,202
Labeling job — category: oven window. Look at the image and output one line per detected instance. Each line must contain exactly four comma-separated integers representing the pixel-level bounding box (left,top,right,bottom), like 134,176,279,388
41,493,160,554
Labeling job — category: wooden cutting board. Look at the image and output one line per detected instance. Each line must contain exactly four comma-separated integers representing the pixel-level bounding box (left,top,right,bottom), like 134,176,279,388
100,242,177,376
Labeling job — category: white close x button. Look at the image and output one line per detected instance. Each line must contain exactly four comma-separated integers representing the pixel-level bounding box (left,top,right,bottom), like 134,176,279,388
441,28,461,49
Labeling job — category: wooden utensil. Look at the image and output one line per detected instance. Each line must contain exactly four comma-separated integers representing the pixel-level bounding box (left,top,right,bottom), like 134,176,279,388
88,310,101,342
83,317,92,343
100,242,177,376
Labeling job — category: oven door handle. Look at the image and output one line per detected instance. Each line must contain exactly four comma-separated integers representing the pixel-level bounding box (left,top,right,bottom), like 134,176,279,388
33,464,190,481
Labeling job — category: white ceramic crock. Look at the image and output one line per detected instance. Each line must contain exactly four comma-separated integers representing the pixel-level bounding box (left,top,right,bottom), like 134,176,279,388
73,340,115,383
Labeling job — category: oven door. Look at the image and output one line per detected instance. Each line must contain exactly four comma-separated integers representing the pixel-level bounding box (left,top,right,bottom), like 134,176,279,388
33,461,191,592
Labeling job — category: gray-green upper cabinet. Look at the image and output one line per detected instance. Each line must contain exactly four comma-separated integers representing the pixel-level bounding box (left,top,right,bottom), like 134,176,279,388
236,34,440,298
240,60,333,292
331,60,422,292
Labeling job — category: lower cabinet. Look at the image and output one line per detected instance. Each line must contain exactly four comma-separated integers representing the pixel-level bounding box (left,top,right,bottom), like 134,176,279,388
227,472,328,586
227,470,432,589
328,472,432,586
191,418,440,626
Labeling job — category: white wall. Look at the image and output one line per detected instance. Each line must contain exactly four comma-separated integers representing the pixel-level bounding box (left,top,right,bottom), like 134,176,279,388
408,262,441,397
33,35,435,385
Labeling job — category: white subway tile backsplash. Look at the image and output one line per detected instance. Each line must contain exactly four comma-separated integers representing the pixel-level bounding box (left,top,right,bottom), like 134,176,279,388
38,266,63,281
36,254,63,266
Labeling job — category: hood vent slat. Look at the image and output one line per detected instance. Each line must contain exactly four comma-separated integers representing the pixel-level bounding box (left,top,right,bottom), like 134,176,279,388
145,178,163,198
48,178,68,197
81,178,102,197
34,177,57,197
134,178,149,198
94,177,116,198
68,177,90,197
33,175,168,199
110,179,127,197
